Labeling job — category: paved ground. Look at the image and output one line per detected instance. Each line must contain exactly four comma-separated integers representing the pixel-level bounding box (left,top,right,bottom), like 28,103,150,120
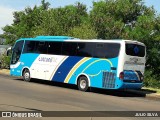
0,69,160,100
0,69,160,120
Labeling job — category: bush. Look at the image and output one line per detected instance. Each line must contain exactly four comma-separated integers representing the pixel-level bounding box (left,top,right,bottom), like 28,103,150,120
143,69,160,89
0,54,11,69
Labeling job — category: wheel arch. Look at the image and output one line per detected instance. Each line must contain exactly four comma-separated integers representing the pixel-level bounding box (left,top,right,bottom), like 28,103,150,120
76,73,91,87
21,67,30,76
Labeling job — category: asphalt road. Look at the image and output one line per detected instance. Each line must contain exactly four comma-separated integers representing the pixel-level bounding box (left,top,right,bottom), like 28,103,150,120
0,74,160,120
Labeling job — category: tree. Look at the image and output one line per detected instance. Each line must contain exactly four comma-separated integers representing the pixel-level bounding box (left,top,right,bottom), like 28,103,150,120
68,22,97,39
49,2,88,35
90,0,153,39
90,0,160,86
41,0,50,10
2,0,50,45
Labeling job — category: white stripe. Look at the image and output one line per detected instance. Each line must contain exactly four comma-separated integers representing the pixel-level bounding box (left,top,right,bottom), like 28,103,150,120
10,62,21,69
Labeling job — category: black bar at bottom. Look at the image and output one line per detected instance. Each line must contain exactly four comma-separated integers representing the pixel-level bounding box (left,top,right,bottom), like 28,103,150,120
41,111,160,117
0,111,160,117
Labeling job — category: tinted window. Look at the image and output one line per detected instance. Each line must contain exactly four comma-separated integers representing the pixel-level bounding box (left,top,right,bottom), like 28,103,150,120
77,43,93,57
93,43,120,58
36,41,48,54
62,42,77,56
48,42,62,55
126,44,145,57
23,41,38,53
11,40,24,64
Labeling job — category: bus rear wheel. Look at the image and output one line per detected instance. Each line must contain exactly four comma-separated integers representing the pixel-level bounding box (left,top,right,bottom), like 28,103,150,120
23,69,31,82
78,76,89,92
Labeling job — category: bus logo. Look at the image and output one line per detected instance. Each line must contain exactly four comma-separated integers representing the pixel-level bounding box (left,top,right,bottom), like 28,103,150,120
38,57,57,63
134,46,139,54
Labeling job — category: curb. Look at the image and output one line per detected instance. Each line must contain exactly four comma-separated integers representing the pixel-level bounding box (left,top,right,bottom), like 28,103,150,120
145,93,160,101
127,89,160,101
0,69,10,76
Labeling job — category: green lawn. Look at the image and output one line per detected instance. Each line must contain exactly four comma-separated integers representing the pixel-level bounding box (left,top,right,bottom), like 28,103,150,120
143,87,160,94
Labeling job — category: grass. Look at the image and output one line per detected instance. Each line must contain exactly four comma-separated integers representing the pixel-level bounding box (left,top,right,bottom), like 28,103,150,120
142,87,160,94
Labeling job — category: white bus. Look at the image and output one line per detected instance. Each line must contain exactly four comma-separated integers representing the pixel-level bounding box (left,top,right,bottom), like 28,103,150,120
10,36,146,91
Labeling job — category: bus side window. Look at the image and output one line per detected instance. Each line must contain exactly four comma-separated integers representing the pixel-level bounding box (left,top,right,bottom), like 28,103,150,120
23,41,37,53
36,42,48,54
93,43,105,58
62,42,77,56
104,43,120,58
77,43,93,57
47,42,62,55
93,43,120,58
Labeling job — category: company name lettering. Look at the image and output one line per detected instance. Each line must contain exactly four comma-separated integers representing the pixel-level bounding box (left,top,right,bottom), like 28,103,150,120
38,57,57,63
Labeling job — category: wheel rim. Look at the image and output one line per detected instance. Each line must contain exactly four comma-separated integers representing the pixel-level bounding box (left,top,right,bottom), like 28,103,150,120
80,79,87,89
24,72,30,80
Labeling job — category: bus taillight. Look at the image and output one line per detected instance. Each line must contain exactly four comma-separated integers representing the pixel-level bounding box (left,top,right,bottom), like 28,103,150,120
119,72,124,80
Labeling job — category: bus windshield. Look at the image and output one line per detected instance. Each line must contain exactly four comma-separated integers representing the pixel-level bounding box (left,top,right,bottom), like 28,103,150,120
11,40,24,64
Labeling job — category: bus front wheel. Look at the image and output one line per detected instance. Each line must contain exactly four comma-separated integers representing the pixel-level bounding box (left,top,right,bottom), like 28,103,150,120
23,69,31,82
78,76,89,92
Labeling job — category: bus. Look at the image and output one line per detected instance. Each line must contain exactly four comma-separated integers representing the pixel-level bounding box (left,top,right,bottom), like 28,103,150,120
10,36,146,91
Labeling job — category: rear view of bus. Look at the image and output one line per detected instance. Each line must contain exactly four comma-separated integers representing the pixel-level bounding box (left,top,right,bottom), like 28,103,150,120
118,40,146,89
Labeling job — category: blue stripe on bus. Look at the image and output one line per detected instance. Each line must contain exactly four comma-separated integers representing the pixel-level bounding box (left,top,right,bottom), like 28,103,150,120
52,56,83,82
21,54,40,67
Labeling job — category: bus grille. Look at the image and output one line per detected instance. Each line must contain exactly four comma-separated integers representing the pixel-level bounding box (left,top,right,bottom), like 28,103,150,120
102,71,116,88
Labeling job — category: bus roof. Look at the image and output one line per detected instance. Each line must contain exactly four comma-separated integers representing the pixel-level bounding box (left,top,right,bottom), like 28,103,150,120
35,36,75,39
19,36,77,41
17,36,145,45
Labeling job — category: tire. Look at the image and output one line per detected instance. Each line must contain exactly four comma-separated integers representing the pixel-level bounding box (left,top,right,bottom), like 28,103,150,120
23,69,31,82
78,76,89,92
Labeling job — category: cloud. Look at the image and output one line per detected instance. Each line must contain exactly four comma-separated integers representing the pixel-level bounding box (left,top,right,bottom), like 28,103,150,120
0,5,17,34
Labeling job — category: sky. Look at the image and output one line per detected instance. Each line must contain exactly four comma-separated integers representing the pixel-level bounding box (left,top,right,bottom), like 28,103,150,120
0,0,160,34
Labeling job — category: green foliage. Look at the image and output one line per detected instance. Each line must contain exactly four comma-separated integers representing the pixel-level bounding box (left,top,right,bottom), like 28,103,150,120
90,0,148,39
144,70,160,89
90,0,160,85
1,0,160,87
2,1,89,38
68,22,97,39
0,55,11,69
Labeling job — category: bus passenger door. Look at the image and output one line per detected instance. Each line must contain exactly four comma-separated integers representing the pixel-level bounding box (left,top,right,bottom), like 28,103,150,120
34,64,46,80
34,41,48,80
